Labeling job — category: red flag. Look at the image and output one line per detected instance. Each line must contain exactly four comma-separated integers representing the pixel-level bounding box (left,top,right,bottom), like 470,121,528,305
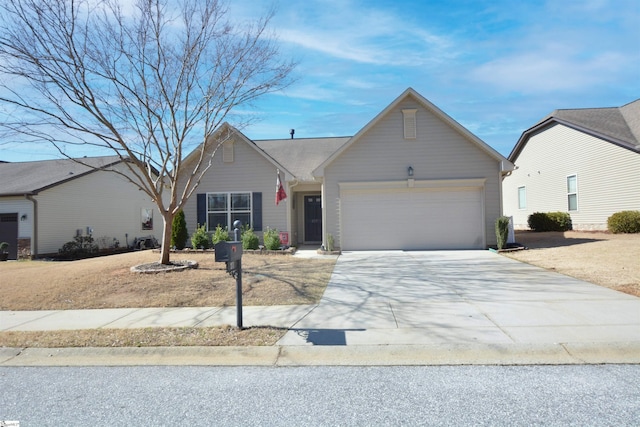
276,170,287,205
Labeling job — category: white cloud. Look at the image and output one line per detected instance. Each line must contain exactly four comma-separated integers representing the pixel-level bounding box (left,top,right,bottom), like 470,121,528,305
470,46,631,95
273,2,455,67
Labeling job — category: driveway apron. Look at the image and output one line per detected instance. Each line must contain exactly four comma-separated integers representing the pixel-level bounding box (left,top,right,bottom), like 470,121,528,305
277,250,640,346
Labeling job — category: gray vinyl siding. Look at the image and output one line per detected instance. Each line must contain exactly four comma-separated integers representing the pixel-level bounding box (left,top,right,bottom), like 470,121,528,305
36,164,158,255
180,138,287,241
324,98,503,248
0,197,32,240
503,123,640,230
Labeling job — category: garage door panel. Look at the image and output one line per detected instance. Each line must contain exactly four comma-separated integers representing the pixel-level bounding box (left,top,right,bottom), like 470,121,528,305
341,188,483,250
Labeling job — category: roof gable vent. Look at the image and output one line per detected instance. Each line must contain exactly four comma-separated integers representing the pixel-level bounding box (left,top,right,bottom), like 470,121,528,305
402,109,417,139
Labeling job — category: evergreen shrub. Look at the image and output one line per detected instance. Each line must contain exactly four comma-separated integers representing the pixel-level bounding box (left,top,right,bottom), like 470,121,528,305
607,210,640,233
171,210,188,249
527,212,572,232
191,224,210,249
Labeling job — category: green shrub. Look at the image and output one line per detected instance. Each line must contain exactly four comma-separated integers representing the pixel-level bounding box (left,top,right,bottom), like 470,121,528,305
527,212,572,232
263,227,281,250
325,233,335,252
607,210,640,234
211,225,230,245
58,234,98,258
171,210,188,249
495,216,511,250
241,228,260,250
191,224,210,249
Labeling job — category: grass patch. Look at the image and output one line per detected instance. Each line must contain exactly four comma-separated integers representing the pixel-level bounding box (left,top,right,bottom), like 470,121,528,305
0,251,336,310
0,326,287,348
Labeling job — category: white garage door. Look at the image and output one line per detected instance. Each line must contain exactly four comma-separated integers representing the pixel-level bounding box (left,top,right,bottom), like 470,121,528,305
341,188,484,250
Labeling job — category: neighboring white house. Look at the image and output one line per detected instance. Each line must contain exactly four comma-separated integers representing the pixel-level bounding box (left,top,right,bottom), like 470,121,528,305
0,156,159,259
503,99,640,230
179,88,514,251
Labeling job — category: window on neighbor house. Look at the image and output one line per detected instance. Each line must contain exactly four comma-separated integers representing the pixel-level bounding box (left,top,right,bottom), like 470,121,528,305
567,175,578,211
518,186,526,209
207,192,251,231
402,109,417,139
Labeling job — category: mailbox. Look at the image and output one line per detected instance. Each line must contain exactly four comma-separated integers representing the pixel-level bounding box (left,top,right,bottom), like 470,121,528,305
214,241,243,262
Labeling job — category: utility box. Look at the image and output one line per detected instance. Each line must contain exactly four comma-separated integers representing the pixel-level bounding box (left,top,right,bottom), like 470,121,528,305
214,241,243,263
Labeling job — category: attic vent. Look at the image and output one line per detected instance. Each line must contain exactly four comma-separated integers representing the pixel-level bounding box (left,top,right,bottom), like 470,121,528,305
402,109,417,139
223,140,234,163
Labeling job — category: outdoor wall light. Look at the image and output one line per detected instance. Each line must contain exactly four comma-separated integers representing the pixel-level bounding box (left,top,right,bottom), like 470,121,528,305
407,166,414,177
20,214,27,221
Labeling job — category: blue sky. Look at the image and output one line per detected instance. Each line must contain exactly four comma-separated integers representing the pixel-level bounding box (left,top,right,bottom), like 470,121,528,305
236,0,640,157
1,0,638,161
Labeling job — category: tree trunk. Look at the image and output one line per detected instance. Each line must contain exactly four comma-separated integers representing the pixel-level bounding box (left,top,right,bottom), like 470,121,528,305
159,212,173,265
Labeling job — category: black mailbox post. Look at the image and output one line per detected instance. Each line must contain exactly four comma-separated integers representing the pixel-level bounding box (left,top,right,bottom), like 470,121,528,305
214,221,244,328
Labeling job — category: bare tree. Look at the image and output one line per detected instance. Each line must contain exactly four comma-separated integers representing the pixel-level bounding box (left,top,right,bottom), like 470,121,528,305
0,0,294,264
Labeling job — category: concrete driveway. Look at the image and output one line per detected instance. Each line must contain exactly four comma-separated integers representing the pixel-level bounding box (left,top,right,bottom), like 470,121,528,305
278,250,640,347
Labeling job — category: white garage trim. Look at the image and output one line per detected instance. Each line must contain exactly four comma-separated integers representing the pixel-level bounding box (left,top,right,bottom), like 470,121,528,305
339,178,486,251
339,178,487,193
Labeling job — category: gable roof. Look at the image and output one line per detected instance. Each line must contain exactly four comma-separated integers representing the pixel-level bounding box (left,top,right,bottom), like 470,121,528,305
509,99,640,162
191,88,512,182
254,136,350,182
181,122,297,180
0,156,123,196
314,87,513,176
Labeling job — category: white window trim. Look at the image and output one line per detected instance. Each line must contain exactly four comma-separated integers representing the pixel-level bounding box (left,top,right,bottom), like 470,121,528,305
402,109,417,139
517,186,526,210
206,192,252,231
567,174,578,211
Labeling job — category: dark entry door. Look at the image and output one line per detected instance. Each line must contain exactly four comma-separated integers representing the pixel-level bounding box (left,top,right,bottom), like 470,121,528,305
0,213,18,260
304,195,322,242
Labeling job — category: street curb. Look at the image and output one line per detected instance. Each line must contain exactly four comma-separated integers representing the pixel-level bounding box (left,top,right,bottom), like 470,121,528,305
2,342,639,366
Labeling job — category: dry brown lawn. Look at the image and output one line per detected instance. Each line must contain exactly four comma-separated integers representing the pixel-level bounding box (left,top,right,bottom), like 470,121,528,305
2,232,638,348
504,231,640,298
0,250,335,310
0,250,334,347
0,326,285,348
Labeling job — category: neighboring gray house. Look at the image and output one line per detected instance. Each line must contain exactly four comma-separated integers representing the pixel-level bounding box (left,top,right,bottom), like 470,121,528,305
503,99,640,230
180,88,513,251
0,156,158,259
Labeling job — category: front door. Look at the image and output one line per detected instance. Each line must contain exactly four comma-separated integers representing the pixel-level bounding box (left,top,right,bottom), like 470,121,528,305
0,213,18,260
304,195,322,242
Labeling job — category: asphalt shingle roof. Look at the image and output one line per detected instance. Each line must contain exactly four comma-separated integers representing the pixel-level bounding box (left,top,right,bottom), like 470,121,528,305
546,99,640,150
254,136,351,181
510,99,640,161
0,156,122,196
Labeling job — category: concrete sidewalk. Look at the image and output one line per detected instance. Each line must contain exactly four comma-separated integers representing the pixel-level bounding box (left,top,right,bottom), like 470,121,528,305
1,250,639,366
0,305,315,332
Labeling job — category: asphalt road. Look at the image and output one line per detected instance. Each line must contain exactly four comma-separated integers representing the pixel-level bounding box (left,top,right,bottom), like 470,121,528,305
1,365,639,426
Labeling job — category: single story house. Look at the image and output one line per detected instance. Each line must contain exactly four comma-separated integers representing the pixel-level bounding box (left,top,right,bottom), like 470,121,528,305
179,88,513,251
503,99,640,230
0,156,158,259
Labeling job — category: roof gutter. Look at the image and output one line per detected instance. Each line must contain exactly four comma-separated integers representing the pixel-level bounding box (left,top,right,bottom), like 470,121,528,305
25,194,38,258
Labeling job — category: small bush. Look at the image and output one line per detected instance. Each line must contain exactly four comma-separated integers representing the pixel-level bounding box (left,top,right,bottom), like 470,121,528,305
211,225,230,245
527,212,572,232
241,228,260,250
263,227,281,250
59,235,98,258
495,216,511,250
191,224,210,249
325,233,335,252
607,210,640,234
171,210,188,249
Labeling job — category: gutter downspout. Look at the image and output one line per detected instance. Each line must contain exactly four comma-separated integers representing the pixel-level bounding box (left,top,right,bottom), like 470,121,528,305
26,194,37,258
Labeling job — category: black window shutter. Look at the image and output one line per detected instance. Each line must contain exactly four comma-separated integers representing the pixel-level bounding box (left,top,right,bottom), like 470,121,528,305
252,192,262,231
197,193,206,227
